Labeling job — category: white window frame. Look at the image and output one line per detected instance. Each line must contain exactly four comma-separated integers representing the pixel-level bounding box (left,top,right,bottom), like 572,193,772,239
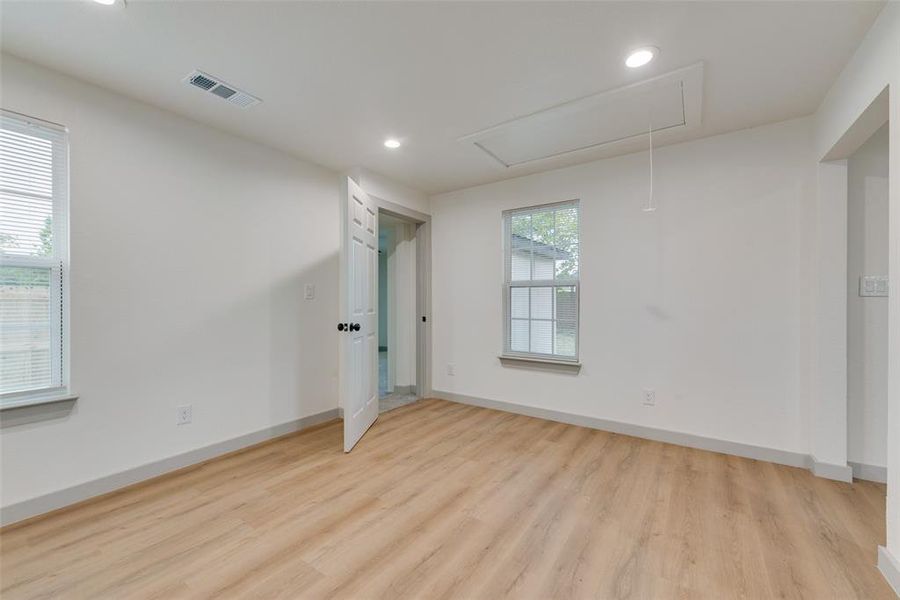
0,110,71,407
502,199,580,364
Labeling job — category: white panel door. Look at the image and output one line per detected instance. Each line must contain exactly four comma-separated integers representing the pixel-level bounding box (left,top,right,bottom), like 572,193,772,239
341,177,379,452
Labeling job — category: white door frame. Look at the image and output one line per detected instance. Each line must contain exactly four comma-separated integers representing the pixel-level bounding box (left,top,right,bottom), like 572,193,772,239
811,87,889,482
373,198,432,400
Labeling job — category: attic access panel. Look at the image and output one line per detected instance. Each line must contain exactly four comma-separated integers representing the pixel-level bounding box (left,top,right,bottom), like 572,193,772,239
461,63,703,168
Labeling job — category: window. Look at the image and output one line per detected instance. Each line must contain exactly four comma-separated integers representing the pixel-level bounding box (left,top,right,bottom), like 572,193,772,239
503,200,579,362
0,111,69,401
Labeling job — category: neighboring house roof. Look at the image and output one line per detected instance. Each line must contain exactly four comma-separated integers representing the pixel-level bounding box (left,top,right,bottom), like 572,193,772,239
511,234,571,260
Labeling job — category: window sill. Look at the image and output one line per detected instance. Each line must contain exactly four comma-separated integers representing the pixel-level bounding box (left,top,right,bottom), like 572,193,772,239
499,355,582,373
0,391,79,411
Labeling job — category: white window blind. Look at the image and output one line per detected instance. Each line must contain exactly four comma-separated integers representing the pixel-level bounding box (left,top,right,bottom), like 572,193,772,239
503,200,579,361
0,111,69,399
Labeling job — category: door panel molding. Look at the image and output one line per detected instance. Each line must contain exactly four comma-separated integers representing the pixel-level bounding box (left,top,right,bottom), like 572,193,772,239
341,177,380,452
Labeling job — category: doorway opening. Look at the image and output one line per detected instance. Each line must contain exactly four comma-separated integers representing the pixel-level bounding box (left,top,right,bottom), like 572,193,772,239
847,121,889,483
378,211,421,413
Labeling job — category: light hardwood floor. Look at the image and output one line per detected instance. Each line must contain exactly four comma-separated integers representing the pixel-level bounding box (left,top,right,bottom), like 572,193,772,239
0,399,893,599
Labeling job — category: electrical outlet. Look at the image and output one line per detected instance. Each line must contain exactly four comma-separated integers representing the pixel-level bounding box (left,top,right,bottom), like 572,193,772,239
642,389,655,406
176,404,192,425
447,363,456,376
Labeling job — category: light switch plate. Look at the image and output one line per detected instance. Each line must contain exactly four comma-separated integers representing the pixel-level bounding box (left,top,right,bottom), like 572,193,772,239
859,275,888,297
304,284,316,300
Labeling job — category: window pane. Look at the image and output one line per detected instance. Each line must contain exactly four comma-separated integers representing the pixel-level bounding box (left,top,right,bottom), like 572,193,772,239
510,252,531,281
510,213,531,238
0,127,55,258
0,129,53,196
530,320,552,354
0,266,52,394
510,287,528,319
530,287,552,319
533,254,554,279
555,286,577,356
509,213,533,279
554,206,578,279
510,319,529,352
554,323,576,357
530,210,554,247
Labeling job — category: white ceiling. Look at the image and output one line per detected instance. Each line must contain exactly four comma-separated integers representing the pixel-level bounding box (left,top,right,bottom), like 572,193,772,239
0,1,884,194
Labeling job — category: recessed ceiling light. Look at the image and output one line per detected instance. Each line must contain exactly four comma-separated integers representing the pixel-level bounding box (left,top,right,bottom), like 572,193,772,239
384,139,401,149
625,47,658,68
93,0,117,4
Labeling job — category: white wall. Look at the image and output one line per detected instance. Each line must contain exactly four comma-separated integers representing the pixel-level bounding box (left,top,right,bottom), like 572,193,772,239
392,221,417,389
0,55,345,514
431,117,815,455
811,159,849,470
378,246,389,349
813,1,900,574
382,218,417,390
847,124,889,470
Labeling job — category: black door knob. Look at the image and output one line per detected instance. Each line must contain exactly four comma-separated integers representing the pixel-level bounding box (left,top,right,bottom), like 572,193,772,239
337,323,347,331
350,323,361,332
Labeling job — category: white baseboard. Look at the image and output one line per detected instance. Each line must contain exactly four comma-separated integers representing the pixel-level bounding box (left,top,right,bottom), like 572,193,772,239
878,546,900,597
0,408,339,527
849,461,888,483
434,390,811,470
810,456,854,483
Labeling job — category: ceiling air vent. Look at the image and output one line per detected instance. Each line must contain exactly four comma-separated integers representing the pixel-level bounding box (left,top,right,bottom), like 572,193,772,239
188,73,217,91
210,84,236,99
183,70,261,109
